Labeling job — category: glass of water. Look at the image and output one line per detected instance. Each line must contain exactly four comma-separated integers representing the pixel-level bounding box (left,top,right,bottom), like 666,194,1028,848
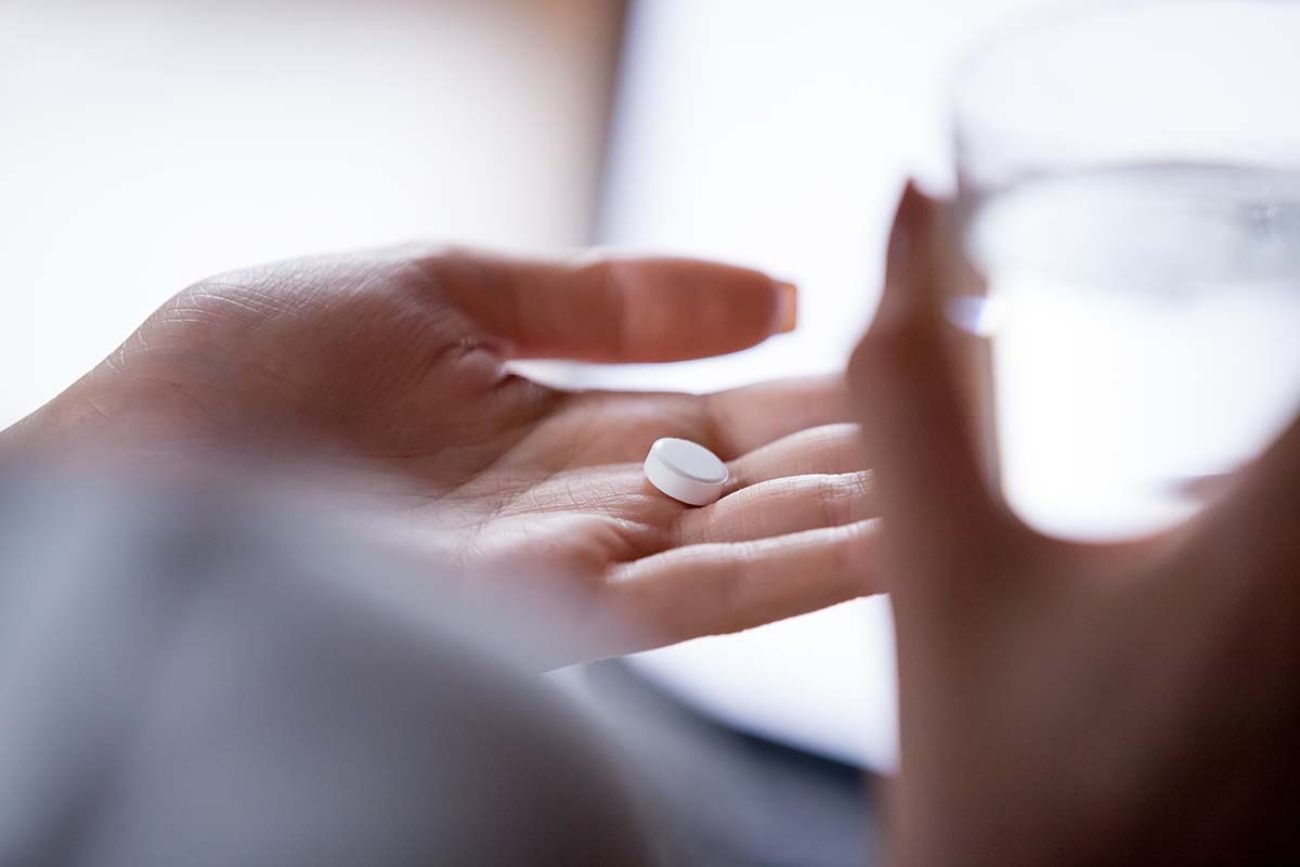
953,1,1300,540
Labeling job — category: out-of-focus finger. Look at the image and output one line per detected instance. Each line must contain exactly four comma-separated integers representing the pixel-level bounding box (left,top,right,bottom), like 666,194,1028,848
1190,412,1300,587
424,249,797,362
848,183,1019,606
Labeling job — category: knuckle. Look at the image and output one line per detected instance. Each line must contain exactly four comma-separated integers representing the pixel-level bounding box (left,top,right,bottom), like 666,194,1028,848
815,477,856,526
815,472,872,526
699,548,755,634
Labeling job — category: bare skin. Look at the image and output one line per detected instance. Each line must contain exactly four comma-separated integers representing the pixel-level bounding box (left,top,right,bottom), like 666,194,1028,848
7,246,878,662
851,185,1300,866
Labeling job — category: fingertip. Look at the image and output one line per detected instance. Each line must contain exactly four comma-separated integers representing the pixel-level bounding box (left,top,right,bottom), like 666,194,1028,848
620,259,796,360
772,280,799,334
849,183,1008,568
887,181,923,269
878,181,944,328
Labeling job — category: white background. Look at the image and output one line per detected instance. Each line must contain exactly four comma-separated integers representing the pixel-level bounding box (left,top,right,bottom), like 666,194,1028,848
0,0,620,426
2,0,1087,771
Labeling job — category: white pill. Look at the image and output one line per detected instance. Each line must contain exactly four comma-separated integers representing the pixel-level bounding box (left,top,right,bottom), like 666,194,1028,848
643,437,728,506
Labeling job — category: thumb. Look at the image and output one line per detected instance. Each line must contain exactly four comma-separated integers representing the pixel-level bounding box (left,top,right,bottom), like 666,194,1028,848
1193,410,1300,585
423,249,798,363
849,184,1013,601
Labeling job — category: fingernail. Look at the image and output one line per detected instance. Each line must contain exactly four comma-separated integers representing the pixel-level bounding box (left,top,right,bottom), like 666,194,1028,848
772,280,798,333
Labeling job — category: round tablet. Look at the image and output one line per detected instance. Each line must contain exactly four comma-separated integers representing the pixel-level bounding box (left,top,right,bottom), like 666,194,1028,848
643,437,729,506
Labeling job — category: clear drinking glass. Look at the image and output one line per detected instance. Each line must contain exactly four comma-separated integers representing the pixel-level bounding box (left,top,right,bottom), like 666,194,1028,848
953,1,1300,540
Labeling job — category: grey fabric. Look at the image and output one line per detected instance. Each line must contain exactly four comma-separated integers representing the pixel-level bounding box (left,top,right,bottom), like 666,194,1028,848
0,460,652,866
580,661,877,867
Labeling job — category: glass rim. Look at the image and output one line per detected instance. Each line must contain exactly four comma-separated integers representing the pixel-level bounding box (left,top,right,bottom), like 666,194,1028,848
948,0,1290,123
948,0,1300,188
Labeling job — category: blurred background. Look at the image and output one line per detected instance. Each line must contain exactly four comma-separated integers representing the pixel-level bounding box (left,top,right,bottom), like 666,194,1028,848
0,1,1086,863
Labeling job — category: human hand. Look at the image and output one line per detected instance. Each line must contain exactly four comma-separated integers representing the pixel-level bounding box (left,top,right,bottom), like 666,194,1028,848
14,246,878,662
850,186,1300,865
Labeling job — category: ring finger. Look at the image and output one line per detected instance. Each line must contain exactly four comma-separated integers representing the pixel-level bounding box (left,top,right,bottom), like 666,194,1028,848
675,470,876,544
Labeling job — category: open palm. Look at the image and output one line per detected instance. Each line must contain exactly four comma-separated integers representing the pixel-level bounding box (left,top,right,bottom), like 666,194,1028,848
18,247,878,661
